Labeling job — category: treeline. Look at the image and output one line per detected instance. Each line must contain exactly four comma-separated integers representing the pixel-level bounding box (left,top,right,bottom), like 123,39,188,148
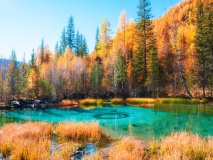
0,0,213,101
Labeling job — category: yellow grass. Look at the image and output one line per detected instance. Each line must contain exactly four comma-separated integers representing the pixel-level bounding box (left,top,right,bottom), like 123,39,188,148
51,142,79,160
106,132,213,160
0,122,53,159
126,98,157,104
79,99,103,106
109,136,145,160
55,122,102,142
111,98,125,105
156,132,213,160
126,98,201,105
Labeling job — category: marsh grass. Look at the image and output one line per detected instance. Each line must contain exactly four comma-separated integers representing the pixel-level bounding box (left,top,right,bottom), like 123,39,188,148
0,122,53,159
110,98,125,105
79,99,103,106
109,136,146,160
126,98,157,104
126,98,201,105
55,122,102,143
157,98,201,104
51,142,79,160
156,132,213,160
106,132,213,160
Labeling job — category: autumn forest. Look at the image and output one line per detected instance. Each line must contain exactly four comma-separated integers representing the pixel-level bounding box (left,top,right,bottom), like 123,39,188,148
0,0,213,101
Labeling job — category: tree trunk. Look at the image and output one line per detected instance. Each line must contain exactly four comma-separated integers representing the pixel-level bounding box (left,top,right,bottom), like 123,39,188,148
172,26,193,99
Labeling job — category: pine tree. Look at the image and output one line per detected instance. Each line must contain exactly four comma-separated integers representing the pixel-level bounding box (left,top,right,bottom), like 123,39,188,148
19,54,29,98
116,54,127,91
55,41,60,58
41,38,45,62
196,2,208,98
195,2,213,98
0,65,5,101
60,27,67,54
94,27,99,51
134,0,156,95
90,57,103,98
66,16,75,51
30,49,36,68
80,36,88,56
147,50,161,97
75,30,81,56
6,50,18,100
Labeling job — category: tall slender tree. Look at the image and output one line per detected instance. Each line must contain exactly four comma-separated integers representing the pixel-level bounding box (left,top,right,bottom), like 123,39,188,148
60,27,67,54
94,27,100,52
133,0,156,95
75,30,81,56
6,50,18,100
66,16,75,51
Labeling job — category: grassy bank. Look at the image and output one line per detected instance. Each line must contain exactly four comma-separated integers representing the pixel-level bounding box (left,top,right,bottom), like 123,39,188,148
126,98,203,105
78,98,204,107
79,99,103,106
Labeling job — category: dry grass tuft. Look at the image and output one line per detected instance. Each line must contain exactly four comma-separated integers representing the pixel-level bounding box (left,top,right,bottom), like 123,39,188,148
109,136,145,160
51,142,78,160
0,122,53,159
157,132,211,160
55,122,102,143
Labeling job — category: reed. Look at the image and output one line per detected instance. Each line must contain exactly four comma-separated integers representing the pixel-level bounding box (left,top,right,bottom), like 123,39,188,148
157,98,201,104
51,142,78,160
126,98,156,104
109,136,145,160
0,122,53,159
55,122,102,143
79,99,103,106
157,132,210,159
126,98,201,105
110,98,125,105
11,138,51,160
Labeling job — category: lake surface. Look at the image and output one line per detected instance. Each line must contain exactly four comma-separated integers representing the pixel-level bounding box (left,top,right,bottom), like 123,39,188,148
1,104,213,140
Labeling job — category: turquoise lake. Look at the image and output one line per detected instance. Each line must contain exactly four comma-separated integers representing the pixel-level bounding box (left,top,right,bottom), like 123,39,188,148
1,104,213,140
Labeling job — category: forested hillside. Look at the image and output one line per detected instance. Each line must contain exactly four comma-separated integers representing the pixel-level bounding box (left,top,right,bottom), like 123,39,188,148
0,0,212,101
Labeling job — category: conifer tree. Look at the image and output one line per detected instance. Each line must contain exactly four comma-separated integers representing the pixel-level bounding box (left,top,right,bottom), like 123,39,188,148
90,57,103,98
195,2,213,98
94,27,99,51
133,0,156,95
116,54,127,91
6,50,18,100
75,30,81,56
66,16,75,51
60,27,67,54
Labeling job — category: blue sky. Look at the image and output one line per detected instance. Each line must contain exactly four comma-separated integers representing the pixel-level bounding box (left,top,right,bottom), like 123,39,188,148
0,0,181,61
